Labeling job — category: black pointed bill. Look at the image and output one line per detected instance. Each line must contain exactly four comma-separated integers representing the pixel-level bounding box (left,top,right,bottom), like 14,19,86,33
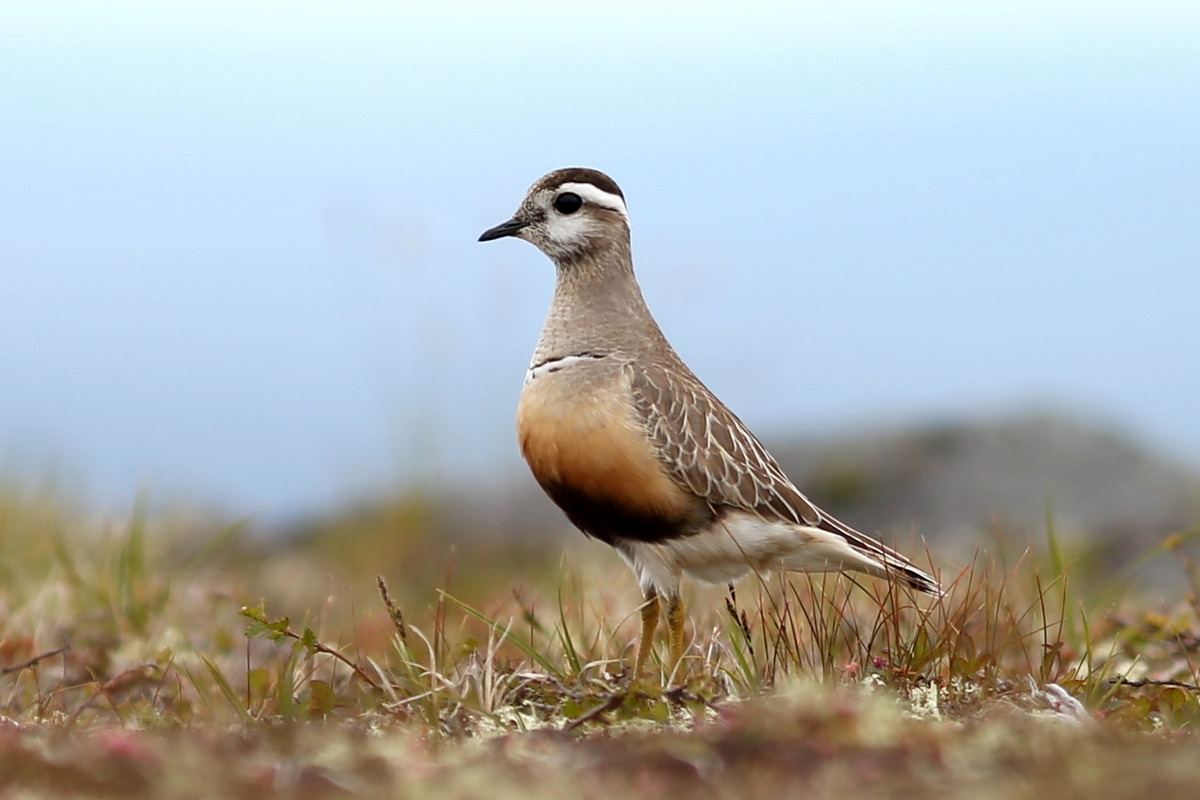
478,217,530,242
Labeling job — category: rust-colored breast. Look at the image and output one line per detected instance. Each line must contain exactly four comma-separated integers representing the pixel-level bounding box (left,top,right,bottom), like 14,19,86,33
516,369,705,543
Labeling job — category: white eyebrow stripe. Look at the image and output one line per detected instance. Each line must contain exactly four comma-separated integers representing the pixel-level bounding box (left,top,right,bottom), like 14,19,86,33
557,181,629,222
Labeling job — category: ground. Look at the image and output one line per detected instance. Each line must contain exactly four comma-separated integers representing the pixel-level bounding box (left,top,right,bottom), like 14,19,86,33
1,487,1199,798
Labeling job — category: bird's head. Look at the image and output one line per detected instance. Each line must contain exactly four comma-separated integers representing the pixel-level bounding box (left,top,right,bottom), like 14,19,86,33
478,168,630,262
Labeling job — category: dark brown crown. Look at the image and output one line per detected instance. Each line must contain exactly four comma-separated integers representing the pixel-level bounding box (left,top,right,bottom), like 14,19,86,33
536,168,625,201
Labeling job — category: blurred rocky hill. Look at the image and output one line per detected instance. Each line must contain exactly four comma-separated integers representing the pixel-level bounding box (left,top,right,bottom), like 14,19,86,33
774,412,1197,539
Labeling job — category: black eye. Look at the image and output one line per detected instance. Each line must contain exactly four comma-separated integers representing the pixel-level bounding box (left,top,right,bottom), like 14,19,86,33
553,192,583,215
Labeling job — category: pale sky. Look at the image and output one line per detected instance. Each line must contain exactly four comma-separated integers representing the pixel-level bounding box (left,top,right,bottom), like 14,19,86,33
2,2,1198,517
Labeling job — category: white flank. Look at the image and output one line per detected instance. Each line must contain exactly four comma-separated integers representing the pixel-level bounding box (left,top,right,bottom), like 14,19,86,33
617,510,891,597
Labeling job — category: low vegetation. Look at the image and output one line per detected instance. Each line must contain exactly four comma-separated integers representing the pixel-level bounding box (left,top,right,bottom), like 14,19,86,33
1,484,1199,798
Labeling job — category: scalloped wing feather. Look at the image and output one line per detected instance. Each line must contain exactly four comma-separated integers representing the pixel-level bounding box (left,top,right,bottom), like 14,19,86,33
627,361,820,523
627,361,940,595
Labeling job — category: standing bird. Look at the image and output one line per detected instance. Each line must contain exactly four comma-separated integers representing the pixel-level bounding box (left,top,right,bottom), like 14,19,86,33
479,168,939,677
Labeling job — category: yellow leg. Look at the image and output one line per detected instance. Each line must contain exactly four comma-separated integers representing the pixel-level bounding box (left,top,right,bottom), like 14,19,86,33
634,591,660,676
666,595,686,679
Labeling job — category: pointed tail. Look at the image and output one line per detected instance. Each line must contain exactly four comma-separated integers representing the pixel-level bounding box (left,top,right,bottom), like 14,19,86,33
817,510,942,596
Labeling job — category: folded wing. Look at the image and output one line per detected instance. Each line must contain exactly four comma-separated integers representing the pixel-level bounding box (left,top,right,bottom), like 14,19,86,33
627,361,940,595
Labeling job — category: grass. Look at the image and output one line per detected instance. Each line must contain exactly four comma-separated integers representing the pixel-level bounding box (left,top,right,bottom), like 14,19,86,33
1,483,1200,798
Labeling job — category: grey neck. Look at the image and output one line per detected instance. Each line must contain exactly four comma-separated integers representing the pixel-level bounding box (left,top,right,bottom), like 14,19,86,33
532,238,669,364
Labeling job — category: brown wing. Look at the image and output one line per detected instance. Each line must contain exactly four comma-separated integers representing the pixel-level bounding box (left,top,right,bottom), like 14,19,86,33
626,360,822,527
626,360,940,594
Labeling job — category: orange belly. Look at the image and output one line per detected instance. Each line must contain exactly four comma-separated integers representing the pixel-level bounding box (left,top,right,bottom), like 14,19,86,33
516,375,703,542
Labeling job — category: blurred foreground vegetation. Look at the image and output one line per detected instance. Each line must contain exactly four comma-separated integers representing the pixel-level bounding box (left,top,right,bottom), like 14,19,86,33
2,483,1200,798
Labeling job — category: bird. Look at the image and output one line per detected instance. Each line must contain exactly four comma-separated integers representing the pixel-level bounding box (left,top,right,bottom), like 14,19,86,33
478,167,940,678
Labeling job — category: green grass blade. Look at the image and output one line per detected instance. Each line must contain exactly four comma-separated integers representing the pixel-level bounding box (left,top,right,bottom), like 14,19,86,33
197,656,255,724
439,590,561,677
